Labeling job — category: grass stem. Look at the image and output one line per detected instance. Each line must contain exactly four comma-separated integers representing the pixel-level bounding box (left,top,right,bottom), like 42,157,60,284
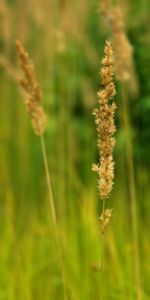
121,83,142,300
40,134,67,300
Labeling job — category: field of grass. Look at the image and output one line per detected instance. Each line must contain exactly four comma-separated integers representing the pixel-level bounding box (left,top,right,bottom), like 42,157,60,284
0,0,150,299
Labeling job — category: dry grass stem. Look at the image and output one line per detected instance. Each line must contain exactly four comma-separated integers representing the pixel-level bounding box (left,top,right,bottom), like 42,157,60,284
40,134,67,300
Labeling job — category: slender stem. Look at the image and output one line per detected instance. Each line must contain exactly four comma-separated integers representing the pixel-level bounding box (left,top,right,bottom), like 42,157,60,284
101,199,106,299
102,199,106,215
121,83,141,300
101,199,105,270
40,134,67,300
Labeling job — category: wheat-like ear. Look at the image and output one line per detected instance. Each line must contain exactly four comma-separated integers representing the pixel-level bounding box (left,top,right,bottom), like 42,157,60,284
92,41,116,200
92,41,117,234
15,40,47,136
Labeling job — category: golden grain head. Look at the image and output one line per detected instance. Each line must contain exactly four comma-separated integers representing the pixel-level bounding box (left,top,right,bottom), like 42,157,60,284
15,40,47,136
93,40,117,200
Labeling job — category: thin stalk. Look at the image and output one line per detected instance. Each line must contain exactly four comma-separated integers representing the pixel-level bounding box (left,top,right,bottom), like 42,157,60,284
40,134,67,300
101,199,106,270
121,83,142,300
101,199,106,300
102,199,106,215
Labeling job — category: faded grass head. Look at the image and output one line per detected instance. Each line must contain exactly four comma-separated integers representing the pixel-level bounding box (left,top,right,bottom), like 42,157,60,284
15,40,47,136
99,0,135,84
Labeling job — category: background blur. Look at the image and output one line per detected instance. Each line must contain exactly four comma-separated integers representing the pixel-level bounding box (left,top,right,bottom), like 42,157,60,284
0,0,150,299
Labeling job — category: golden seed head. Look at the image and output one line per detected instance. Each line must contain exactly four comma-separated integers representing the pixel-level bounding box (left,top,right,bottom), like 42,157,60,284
15,40,47,136
93,41,117,200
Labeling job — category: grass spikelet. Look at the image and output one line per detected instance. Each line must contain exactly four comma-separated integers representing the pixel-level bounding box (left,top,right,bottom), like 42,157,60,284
15,40,47,136
92,41,117,233
92,41,116,200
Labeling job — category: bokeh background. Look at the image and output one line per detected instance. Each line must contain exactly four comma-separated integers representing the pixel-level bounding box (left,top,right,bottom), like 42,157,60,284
0,0,150,299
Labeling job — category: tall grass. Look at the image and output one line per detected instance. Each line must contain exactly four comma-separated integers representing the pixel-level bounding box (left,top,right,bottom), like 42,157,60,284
15,40,67,299
100,1,142,298
0,0,150,299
